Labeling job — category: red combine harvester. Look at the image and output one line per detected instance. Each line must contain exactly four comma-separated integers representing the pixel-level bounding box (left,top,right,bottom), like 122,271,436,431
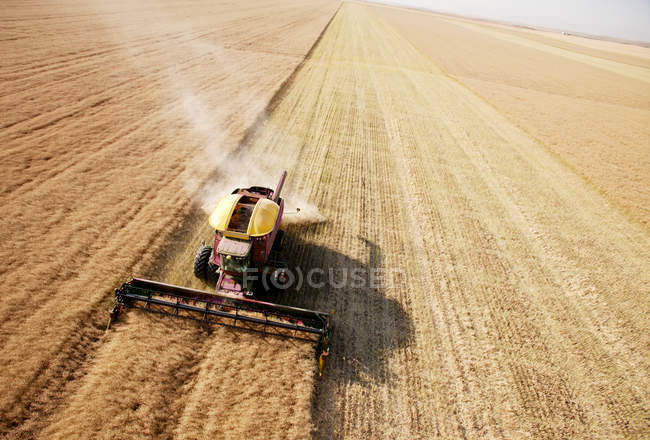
108,171,332,375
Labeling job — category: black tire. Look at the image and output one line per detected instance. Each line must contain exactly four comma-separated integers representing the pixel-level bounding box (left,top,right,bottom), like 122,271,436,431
206,261,219,284
272,229,285,252
193,245,213,280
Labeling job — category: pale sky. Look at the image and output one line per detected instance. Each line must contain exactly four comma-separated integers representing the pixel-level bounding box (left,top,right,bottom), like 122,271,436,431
369,0,650,43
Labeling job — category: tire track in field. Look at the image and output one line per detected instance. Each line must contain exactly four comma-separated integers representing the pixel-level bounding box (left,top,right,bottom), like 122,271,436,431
364,28,586,435
371,7,647,436
369,5,650,228
360,13,510,437
362,5,648,437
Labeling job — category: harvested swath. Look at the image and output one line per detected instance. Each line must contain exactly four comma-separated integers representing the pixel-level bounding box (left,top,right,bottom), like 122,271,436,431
201,4,646,437
369,3,650,228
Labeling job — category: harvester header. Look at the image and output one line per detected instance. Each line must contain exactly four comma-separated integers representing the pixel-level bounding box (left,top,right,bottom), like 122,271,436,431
112,278,331,342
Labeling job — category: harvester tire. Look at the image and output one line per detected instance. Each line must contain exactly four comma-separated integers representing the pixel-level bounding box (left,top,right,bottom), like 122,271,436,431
193,245,213,280
206,262,219,284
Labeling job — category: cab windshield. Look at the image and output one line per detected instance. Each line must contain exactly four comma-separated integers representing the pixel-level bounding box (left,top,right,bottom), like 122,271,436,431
221,254,249,273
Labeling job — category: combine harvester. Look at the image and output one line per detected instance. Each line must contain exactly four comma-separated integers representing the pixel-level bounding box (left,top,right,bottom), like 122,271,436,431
108,171,332,375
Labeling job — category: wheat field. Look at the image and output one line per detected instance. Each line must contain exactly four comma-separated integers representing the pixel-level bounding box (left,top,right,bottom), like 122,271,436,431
1,1,649,439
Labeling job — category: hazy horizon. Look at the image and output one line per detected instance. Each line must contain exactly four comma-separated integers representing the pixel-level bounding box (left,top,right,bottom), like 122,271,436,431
369,0,650,43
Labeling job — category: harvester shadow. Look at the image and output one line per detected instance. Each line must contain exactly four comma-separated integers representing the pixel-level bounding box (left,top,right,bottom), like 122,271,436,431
277,227,414,437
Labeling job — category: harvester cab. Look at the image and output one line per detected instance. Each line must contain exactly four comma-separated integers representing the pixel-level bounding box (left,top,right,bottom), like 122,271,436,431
108,171,332,376
195,171,289,297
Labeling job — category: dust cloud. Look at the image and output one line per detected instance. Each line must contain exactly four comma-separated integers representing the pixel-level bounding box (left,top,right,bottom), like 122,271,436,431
179,90,327,226
84,0,326,225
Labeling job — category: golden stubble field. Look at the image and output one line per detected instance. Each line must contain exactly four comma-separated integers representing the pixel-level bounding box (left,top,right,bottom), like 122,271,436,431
370,3,650,228
1,1,649,439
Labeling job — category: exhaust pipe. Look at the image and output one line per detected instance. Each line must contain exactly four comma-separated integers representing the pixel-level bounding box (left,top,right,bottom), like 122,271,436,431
272,170,287,203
